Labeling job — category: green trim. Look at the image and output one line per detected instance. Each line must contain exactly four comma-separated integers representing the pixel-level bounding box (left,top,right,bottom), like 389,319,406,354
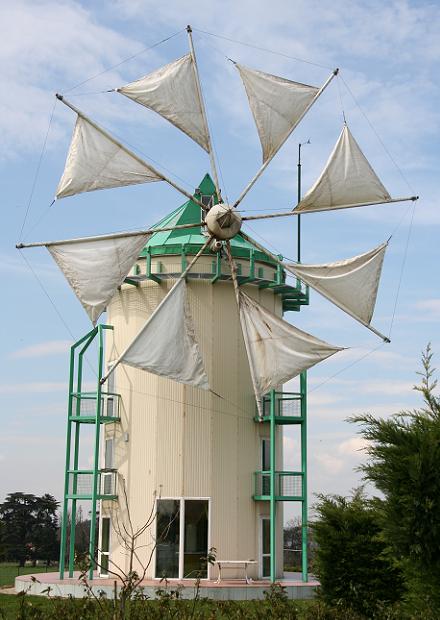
270,389,276,583
211,252,222,284
300,371,308,582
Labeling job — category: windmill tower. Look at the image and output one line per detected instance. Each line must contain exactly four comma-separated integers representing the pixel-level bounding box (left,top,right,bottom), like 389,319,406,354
59,174,311,583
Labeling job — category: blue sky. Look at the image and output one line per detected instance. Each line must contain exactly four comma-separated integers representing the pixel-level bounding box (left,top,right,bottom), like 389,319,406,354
1,0,439,521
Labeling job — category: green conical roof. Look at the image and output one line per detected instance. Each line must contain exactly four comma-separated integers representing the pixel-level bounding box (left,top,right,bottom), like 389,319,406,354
141,174,277,265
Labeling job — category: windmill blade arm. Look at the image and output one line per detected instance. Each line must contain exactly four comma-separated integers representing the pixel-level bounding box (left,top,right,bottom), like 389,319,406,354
232,68,338,210
240,229,391,343
100,235,213,384
293,195,418,214
241,210,297,222
56,94,207,209
16,221,204,250
186,26,221,199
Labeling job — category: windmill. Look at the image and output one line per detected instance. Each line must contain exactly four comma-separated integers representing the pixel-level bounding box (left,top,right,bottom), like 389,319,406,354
17,25,417,587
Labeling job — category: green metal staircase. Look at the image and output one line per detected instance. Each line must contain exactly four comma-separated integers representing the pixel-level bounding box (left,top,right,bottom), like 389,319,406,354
253,377,308,583
59,324,120,580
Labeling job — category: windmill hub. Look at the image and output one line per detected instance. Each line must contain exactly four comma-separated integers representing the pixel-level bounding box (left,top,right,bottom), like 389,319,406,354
205,203,242,240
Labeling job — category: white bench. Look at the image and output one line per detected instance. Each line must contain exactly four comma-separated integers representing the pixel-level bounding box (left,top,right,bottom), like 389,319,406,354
215,560,257,584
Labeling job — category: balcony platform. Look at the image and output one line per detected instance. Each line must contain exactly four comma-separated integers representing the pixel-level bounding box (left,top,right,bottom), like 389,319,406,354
15,571,318,601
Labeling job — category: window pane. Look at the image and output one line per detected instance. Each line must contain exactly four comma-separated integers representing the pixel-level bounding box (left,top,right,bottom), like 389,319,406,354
101,554,109,574
156,500,180,578
183,500,208,578
101,518,110,553
262,519,270,555
263,555,270,577
105,439,113,469
262,440,270,471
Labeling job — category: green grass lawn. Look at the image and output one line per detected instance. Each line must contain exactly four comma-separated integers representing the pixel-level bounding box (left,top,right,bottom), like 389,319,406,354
0,594,53,620
0,563,58,588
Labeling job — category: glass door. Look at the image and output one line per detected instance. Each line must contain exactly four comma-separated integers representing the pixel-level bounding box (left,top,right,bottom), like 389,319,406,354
155,499,180,578
183,500,209,578
155,498,209,579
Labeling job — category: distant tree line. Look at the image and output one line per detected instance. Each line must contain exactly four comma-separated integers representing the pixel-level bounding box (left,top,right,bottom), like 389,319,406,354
0,493,92,567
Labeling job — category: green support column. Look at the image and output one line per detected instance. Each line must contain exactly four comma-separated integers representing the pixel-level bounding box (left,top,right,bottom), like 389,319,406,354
270,389,277,582
68,338,90,577
59,345,75,579
88,325,105,580
300,371,308,582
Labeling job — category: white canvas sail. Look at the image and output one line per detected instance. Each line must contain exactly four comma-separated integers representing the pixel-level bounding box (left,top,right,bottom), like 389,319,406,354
295,125,391,213
117,54,210,152
236,64,319,163
238,291,343,410
285,242,387,326
47,233,150,324
56,115,162,199
115,279,209,389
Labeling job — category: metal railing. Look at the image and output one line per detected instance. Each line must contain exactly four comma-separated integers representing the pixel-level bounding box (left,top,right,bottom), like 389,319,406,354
254,471,303,498
67,470,118,498
261,392,302,418
70,392,120,419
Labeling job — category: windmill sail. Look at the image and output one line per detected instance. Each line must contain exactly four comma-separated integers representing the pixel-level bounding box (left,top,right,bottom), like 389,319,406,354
295,125,391,213
47,233,150,324
238,291,343,412
285,242,387,326
112,279,209,389
56,115,162,199
236,64,319,163
117,54,210,152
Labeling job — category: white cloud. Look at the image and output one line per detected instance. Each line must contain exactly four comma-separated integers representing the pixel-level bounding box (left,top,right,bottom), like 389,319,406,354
414,299,440,319
337,436,369,456
0,0,155,160
11,340,72,359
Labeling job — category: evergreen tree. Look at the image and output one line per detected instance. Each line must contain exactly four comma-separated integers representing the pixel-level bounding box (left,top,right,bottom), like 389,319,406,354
352,345,440,614
312,488,404,615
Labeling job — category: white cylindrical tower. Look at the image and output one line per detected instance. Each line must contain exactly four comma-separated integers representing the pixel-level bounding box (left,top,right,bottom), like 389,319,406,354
99,176,302,581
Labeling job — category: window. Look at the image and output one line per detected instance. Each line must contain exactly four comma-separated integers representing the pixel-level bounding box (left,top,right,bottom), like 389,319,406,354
106,365,115,417
104,438,113,470
261,439,271,495
261,518,270,577
99,517,111,576
155,498,209,579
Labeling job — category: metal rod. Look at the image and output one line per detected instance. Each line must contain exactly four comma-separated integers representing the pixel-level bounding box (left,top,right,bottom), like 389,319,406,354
59,344,76,579
269,389,277,583
293,195,418,214
298,144,302,263
300,372,308,582
240,229,391,342
88,325,105,579
100,236,213,384
186,25,221,200
232,69,339,209
241,211,298,222
16,221,204,249
55,94,207,210
233,194,418,223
